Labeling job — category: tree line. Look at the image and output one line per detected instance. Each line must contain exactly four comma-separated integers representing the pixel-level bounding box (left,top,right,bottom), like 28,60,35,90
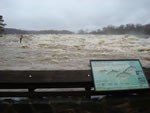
5,28,74,34
80,24,150,35
5,24,150,35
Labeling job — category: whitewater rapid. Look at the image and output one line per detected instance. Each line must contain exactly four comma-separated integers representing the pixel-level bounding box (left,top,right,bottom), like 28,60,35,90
0,34,150,70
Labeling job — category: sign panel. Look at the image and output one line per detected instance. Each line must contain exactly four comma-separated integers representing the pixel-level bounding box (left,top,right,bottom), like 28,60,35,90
91,60,149,91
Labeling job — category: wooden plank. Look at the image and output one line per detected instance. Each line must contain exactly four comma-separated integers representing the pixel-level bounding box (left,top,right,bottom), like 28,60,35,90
0,70,93,89
0,70,92,83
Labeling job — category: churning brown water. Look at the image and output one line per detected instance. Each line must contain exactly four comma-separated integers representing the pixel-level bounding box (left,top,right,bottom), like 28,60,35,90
0,34,150,70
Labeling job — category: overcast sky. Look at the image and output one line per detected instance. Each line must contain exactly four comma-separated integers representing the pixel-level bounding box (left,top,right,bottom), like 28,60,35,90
0,0,150,31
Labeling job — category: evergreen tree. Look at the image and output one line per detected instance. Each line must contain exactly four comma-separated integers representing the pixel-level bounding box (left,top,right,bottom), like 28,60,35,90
0,15,6,36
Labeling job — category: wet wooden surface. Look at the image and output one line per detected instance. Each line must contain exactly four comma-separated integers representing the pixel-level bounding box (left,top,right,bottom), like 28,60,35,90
0,70,93,89
0,70,92,83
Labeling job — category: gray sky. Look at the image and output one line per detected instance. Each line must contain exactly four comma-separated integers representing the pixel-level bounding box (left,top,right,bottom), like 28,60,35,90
0,0,150,31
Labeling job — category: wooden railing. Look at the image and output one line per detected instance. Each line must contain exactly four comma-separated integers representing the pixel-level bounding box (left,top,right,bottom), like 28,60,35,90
0,68,149,97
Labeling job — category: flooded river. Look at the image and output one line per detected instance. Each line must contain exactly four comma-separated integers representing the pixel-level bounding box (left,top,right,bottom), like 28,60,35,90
0,34,150,70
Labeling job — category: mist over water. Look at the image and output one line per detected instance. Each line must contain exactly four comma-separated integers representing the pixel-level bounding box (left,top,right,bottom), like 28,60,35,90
0,34,150,70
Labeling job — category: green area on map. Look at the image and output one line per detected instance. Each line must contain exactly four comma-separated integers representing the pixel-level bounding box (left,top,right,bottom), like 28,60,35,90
91,60,149,91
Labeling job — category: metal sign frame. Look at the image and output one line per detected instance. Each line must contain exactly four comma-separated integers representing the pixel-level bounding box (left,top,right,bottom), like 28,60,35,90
90,59,149,93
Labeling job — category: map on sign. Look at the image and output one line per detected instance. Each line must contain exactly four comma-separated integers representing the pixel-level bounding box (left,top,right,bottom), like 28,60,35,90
91,60,149,91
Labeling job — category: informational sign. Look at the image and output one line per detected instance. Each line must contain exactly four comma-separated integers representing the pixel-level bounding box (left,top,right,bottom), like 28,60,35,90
91,60,149,91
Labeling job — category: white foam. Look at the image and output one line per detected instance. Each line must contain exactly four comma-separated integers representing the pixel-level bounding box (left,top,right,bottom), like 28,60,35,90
0,34,150,70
